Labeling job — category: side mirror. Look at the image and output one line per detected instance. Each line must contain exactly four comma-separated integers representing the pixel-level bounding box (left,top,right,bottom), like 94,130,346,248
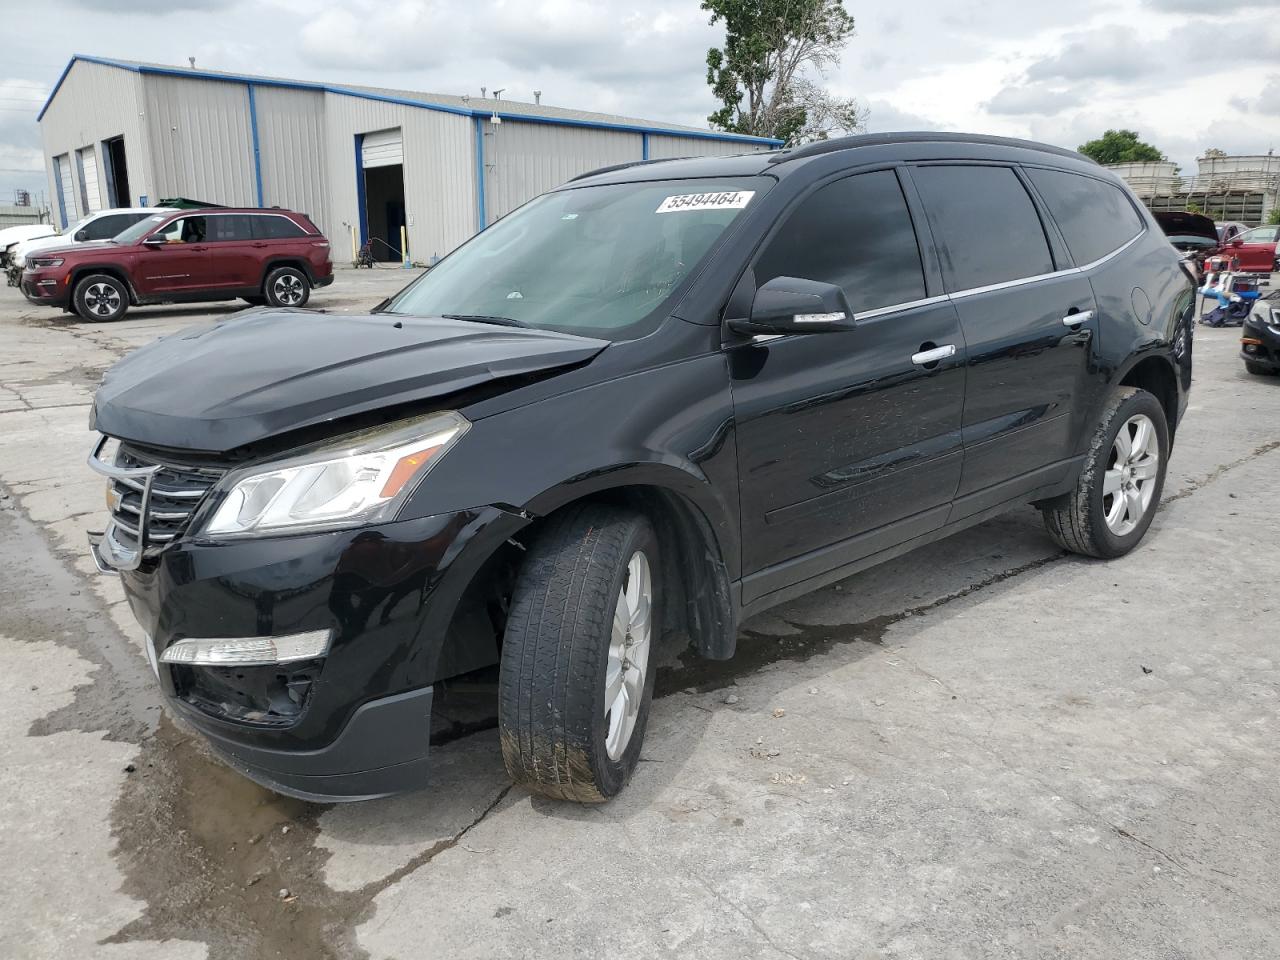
141,236,166,248
74,229,88,242
1230,238,1243,247
728,276,856,337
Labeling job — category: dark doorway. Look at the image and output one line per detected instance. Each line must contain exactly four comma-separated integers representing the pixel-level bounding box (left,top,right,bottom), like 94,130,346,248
363,164,406,262
103,136,130,208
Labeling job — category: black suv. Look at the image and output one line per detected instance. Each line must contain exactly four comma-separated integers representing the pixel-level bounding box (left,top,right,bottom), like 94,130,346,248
87,133,1194,802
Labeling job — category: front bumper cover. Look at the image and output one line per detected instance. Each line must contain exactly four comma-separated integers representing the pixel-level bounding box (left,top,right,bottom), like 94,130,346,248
1242,310,1280,370
93,505,527,801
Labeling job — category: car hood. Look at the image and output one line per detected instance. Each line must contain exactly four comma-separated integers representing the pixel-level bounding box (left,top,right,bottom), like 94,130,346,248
1154,211,1218,244
92,310,609,452
0,224,58,250
18,237,114,260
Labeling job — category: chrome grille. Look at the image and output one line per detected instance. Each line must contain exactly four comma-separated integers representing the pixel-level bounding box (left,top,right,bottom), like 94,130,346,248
106,444,225,559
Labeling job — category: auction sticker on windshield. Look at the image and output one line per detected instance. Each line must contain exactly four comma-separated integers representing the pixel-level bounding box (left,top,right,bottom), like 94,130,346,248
656,191,755,213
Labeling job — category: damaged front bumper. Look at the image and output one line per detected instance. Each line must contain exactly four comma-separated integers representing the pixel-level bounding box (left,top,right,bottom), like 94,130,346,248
88,501,528,802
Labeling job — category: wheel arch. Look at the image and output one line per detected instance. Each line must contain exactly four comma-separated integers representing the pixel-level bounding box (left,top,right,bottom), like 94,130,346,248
69,265,137,303
1114,353,1180,441
260,257,315,288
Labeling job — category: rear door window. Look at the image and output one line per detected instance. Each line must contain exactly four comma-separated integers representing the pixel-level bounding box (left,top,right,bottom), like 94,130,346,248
911,165,1054,291
206,215,256,242
1024,167,1145,265
252,215,307,240
754,169,927,314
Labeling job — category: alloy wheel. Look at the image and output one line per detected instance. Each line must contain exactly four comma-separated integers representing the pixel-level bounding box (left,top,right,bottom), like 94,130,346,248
85,282,122,317
603,550,652,761
273,274,305,306
1103,413,1159,536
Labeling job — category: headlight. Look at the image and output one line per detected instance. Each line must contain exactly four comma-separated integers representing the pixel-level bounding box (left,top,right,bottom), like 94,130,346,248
28,256,64,268
202,411,469,538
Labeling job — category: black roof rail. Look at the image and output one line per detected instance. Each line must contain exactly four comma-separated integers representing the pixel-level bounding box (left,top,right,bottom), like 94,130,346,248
568,157,688,183
766,132,1093,165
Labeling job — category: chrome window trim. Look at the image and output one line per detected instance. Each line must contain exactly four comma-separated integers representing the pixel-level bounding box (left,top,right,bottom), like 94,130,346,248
855,294,950,321
947,267,1082,302
1072,228,1146,272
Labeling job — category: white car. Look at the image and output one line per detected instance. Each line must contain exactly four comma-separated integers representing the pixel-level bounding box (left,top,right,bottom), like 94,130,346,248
11,208,171,269
0,223,59,266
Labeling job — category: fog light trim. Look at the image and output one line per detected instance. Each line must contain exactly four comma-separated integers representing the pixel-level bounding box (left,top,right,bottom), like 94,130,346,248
159,630,331,666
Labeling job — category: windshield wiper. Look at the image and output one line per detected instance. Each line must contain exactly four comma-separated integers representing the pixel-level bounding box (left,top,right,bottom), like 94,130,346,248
442,313,530,328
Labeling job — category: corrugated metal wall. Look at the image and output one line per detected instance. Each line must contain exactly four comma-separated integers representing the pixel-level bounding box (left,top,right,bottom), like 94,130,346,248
647,135,771,160
253,85,329,234
484,122,641,222
323,92,475,263
143,74,256,205
38,60,151,219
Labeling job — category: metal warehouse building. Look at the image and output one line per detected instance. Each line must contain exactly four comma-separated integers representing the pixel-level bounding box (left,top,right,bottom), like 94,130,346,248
37,55,779,263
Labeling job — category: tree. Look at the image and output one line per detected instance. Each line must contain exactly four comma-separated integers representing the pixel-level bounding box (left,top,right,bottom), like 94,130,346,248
1203,147,1227,159
1267,207,1280,226
1077,129,1165,165
703,0,865,145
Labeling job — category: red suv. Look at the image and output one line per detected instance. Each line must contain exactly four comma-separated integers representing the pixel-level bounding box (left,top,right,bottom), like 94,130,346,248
21,208,333,321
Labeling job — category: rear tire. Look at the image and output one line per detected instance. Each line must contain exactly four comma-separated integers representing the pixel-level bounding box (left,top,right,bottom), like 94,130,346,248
1041,387,1169,559
499,504,659,802
263,266,310,308
72,274,129,322
1244,360,1274,376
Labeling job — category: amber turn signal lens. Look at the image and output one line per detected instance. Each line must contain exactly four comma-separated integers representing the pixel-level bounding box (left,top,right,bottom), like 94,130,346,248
379,444,444,498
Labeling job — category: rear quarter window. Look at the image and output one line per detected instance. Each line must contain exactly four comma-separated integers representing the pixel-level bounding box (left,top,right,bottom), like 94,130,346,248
911,164,1055,291
253,215,307,240
1024,167,1145,266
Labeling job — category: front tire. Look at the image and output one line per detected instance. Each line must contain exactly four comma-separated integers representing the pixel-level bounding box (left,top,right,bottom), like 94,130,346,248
72,274,129,321
1041,387,1169,559
263,266,310,308
499,505,659,802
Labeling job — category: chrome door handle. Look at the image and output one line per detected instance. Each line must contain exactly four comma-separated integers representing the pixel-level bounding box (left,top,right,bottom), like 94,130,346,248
911,344,956,366
1062,309,1095,327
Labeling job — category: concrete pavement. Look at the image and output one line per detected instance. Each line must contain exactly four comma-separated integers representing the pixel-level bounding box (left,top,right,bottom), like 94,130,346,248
1,269,1278,959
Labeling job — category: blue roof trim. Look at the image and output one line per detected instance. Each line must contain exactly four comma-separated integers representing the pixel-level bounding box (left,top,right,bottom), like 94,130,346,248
39,55,784,147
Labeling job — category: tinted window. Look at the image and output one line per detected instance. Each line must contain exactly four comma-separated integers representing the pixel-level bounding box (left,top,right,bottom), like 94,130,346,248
253,215,306,239
754,170,926,314
83,214,136,240
1241,225,1279,243
1025,167,1144,265
912,165,1054,290
207,215,255,242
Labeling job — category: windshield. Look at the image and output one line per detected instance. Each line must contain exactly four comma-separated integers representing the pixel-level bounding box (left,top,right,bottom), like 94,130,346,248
384,177,767,340
114,214,168,245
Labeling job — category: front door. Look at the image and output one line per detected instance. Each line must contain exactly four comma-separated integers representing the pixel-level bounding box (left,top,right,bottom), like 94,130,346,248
909,163,1099,517
1232,225,1279,272
133,215,212,296
731,169,967,604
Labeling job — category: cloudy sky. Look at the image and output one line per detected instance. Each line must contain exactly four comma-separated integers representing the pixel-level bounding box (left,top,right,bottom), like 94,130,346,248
3,0,1279,208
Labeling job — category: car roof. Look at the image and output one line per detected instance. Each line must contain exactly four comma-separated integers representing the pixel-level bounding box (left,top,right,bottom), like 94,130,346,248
566,131,1098,188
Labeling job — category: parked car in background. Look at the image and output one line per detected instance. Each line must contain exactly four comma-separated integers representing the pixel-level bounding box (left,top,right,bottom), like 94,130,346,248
1221,224,1279,273
1217,221,1249,244
1154,210,1219,279
0,223,58,269
1241,289,1280,375
21,207,332,320
6,208,170,287
85,133,1194,804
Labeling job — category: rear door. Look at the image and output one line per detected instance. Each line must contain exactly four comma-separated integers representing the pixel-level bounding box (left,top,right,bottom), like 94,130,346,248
909,163,1099,518
204,213,260,289
731,167,967,602
133,215,211,296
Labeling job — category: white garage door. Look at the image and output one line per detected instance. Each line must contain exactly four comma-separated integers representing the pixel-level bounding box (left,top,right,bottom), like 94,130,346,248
362,128,403,168
78,146,102,213
55,154,77,225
